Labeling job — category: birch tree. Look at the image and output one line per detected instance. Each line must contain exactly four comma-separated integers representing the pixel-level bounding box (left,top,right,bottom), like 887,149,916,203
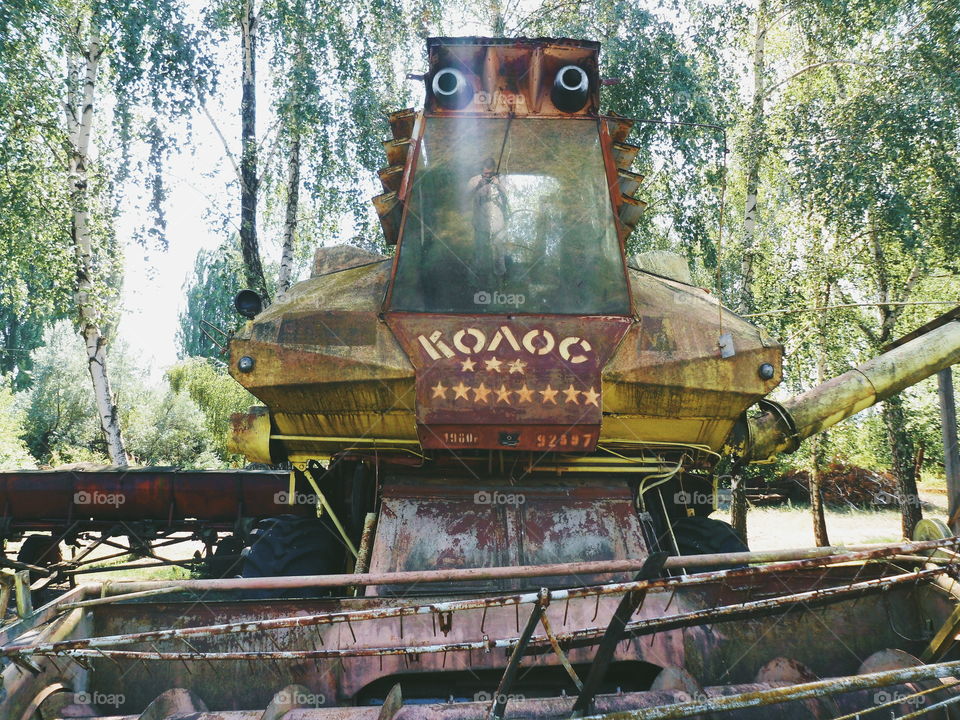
3,0,211,465
64,26,128,463
781,2,960,537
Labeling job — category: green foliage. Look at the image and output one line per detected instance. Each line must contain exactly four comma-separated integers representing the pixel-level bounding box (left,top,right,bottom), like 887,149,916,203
20,322,223,467
177,236,246,360
515,0,736,276
124,388,220,468
167,356,256,464
0,376,34,469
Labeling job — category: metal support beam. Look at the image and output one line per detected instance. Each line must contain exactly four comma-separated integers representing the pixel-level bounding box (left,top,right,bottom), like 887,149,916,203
940,368,960,533
571,552,668,718
487,588,549,720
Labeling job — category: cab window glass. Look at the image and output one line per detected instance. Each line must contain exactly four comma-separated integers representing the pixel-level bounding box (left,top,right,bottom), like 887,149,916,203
389,118,630,315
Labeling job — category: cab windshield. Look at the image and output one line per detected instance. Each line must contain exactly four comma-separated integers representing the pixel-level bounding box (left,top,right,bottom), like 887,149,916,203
389,118,630,315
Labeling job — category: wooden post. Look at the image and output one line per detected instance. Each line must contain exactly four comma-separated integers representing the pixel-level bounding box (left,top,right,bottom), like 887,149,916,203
940,368,960,534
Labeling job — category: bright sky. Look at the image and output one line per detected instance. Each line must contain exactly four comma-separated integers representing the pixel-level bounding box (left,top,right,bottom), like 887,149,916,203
113,8,435,380
116,116,234,376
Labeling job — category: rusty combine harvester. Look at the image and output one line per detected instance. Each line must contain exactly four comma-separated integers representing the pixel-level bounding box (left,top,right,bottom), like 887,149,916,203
5,36,960,720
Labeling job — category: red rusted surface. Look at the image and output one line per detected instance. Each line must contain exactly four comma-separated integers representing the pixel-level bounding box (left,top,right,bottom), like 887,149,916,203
385,313,630,451
0,469,310,530
4,564,952,718
366,481,647,593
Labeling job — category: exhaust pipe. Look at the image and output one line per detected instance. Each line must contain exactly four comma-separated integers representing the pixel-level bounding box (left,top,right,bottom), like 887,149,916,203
731,311,960,462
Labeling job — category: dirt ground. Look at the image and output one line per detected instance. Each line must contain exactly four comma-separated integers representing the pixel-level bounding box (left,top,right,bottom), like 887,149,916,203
716,482,951,550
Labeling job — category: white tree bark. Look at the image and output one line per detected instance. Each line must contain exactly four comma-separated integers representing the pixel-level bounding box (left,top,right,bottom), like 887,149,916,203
278,133,300,294
66,28,128,467
739,0,768,314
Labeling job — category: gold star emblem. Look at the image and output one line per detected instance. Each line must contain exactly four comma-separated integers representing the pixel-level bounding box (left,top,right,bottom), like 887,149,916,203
563,384,581,404
473,382,491,403
431,381,448,399
539,384,558,404
582,386,600,407
495,384,513,404
461,358,476,372
452,381,470,400
484,356,503,372
516,384,534,403
508,359,526,374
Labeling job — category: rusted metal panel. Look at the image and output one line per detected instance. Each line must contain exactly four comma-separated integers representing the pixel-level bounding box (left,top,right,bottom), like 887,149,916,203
385,313,630,451
377,165,405,193
227,406,271,462
424,38,601,117
617,168,644,197
6,565,955,718
0,469,301,528
388,108,416,140
613,141,641,169
619,193,648,228
605,113,635,144
366,481,649,593
372,191,403,245
383,139,411,167
602,269,782,449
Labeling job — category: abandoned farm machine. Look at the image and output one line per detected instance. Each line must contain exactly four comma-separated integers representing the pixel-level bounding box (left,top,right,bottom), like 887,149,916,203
3,36,960,720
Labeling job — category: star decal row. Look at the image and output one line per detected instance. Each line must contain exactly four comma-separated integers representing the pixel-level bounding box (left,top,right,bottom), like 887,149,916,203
430,380,600,406
459,357,527,374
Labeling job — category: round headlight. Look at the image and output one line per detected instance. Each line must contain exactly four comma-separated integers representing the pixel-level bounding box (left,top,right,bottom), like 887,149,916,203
234,289,263,319
431,67,474,109
238,356,255,373
551,65,590,113
758,362,775,380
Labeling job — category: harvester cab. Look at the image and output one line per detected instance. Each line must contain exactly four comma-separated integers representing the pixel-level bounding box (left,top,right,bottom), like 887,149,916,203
225,38,790,581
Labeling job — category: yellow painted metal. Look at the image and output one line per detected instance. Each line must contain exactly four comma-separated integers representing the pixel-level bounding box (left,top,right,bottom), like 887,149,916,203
227,257,783,461
744,319,960,461
226,407,272,464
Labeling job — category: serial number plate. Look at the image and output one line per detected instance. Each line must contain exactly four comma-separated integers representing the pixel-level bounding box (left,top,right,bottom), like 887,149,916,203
534,432,594,449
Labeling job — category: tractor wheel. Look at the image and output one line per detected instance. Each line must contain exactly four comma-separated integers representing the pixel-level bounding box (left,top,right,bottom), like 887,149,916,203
207,535,246,579
17,534,62,579
240,515,344,597
669,516,748,569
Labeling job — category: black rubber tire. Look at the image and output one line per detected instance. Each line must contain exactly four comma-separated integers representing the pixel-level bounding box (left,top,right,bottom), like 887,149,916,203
669,517,748,571
207,535,246,579
240,515,344,597
17,534,62,581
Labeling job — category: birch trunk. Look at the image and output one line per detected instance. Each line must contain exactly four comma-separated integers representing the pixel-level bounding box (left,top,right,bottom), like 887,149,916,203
739,0,768,314
277,132,300,294
239,0,268,301
67,30,128,467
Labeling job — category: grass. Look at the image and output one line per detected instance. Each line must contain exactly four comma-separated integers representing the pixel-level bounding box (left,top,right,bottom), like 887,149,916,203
716,484,950,551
